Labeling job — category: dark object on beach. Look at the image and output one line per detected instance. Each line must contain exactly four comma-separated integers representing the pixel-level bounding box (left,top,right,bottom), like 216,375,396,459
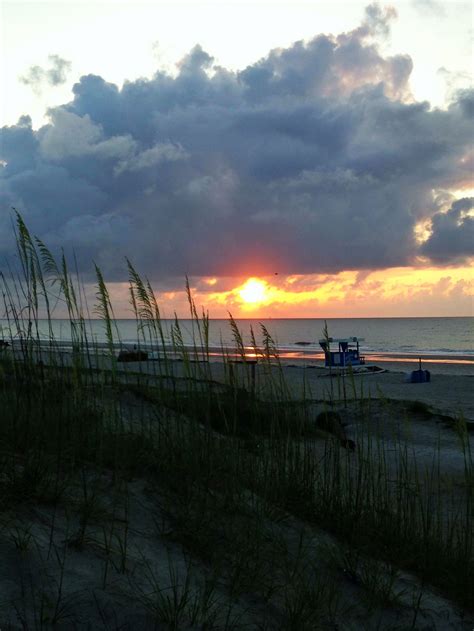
316,411,356,450
365,365,384,373
316,410,345,440
294,341,311,346
117,349,148,362
408,400,432,417
408,358,431,383
340,438,356,451
0,340,10,350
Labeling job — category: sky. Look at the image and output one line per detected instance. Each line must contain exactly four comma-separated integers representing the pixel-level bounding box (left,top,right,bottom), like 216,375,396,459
0,0,473,318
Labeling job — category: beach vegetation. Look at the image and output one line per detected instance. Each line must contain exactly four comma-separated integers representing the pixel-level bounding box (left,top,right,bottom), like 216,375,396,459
0,213,472,628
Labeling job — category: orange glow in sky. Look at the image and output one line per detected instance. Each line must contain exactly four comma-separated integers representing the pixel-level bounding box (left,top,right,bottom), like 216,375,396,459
203,265,473,318
102,264,473,319
238,278,268,305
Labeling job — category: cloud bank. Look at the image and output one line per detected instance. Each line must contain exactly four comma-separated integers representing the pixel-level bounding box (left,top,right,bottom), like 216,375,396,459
421,197,474,263
1,5,473,281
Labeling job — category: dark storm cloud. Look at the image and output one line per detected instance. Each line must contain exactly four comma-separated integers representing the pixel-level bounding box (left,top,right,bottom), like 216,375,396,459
20,55,72,93
2,4,473,281
421,198,474,263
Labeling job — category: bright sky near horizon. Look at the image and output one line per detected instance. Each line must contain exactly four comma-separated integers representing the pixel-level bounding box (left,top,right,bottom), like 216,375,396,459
0,0,473,317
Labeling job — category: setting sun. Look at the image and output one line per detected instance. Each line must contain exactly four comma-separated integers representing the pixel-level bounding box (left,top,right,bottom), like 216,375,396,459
238,278,268,305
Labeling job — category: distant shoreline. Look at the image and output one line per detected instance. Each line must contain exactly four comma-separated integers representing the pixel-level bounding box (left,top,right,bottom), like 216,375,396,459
2,316,472,366
4,339,473,360
3,316,472,320
3,338,473,377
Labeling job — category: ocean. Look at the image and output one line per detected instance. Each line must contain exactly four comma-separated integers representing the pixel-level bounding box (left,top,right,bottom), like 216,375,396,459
1,317,472,364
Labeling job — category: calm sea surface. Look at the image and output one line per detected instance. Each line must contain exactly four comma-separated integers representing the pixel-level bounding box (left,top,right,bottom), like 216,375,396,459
1,317,472,360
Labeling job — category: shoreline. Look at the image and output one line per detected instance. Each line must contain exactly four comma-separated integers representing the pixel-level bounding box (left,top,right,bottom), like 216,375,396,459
3,339,473,371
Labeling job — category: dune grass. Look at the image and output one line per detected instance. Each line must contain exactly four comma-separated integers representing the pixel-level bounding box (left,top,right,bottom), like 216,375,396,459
0,214,472,628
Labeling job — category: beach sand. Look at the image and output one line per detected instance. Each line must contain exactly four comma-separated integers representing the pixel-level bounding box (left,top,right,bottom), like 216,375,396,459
153,357,474,420
280,365,474,419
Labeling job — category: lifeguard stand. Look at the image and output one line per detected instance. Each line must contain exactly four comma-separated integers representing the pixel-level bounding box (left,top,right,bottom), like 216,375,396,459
318,337,365,368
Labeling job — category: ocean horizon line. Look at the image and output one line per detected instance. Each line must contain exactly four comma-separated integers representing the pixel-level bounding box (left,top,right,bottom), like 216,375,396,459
4,315,472,321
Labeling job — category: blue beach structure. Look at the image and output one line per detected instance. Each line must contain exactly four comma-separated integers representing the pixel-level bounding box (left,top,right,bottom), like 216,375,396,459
319,337,365,368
